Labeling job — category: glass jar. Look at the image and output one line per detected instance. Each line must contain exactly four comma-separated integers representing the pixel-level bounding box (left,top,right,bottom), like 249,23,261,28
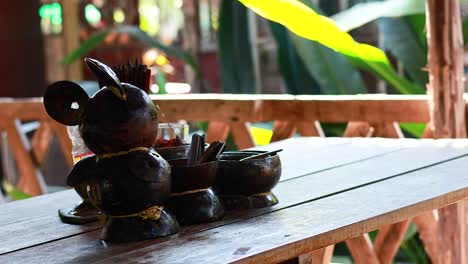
154,123,189,148
67,126,93,164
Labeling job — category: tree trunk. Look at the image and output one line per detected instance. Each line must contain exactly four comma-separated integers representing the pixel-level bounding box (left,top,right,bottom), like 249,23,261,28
426,1,467,264
426,0,466,138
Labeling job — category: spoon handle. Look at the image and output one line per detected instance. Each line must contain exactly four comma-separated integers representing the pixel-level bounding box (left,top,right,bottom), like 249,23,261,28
239,149,283,162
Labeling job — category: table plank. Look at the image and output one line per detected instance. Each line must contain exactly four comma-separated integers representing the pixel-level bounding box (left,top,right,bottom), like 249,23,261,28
256,137,412,180
95,154,468,264
0,190,78,226
0,137,409,255
3,139,468,262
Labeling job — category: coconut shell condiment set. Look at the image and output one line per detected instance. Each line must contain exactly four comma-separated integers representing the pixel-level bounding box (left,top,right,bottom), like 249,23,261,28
43,57,282,243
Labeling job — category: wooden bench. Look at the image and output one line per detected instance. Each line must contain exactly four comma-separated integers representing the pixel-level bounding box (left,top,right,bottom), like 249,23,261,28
0,137,467,263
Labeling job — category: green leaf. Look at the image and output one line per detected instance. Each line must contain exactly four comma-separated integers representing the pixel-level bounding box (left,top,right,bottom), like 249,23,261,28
3,181,31,201
403,222,418,241
156,71,167,94
405,14,427,51
218,0,256,93
400,123,426,138
379,17,428,87
292,36,367,94
269,22,321,95
63,29,110,65
63,26,198,72
238,0,424,94
115,26,198,71
271,0,365,95
331,0,425,32
463,17,468,44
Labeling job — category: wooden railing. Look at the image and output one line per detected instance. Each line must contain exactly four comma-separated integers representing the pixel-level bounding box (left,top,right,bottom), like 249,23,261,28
0,94,458,263
0,94,434,196
153,94,431,148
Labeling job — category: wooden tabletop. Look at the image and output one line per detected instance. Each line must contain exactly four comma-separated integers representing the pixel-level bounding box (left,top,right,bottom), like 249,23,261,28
1,137,468,263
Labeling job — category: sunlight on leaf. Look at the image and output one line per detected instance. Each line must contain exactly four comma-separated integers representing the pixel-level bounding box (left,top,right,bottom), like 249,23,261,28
250,126,273,146
331,0,425,32
238,0,424,94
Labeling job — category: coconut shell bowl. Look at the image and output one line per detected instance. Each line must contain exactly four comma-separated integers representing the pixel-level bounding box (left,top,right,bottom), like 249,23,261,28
43,58,179,242
164,136,225,225
166,158,224,225
215,150,282,210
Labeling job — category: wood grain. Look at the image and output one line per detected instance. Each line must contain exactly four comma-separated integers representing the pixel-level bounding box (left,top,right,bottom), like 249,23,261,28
0,95,431,125
426,1,468,262
256,137,409,181
206,121,230,143
0,190,77,226
372,122,404,138
31,121,53,165
374,219,410,264
271,121,296,142
297,121,324,137
151,94,430,123
309,245,334,264
3,139,468,262
93,153,468,264
230,122,256,149
438,203,467,264
426,0,466,138
344,122,374,137
5,119,46,195
345,234,379,264
413,210,441,264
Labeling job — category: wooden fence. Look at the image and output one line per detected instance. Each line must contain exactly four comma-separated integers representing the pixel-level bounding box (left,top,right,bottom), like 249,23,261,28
0,94,435,196
0,94,460,263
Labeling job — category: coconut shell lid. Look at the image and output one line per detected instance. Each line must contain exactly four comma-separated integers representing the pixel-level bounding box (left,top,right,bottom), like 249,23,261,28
44,81,92,126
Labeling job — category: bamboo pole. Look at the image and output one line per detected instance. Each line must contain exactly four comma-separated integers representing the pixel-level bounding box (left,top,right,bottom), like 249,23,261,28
61,0,83,80
426,1,467,263
181,0,202,92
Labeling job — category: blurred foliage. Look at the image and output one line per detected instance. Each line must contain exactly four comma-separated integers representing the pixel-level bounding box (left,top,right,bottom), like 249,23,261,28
3,181,31,201
217,0,256,94
239,0,425,94
63,25,198,73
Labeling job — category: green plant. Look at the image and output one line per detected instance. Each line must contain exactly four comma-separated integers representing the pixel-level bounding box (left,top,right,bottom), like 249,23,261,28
63,25,199,73
217,0,256,94
2,181,31,201
238,0,425,94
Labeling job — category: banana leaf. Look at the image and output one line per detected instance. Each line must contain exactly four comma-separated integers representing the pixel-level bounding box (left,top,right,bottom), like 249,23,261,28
331,0,425,32
318,0,339,16
269,22,321,95
271,0,365,95
63,25,198,72
238,0,425,94
463,17,468,44
218,0,256,94
292,35,367,94
379,17,428,87
405,14,427,51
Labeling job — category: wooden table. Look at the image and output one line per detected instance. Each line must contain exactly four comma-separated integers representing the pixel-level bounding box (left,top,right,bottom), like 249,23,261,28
1,137,468,263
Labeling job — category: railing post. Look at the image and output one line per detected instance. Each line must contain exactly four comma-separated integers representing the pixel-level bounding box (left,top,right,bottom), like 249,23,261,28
426,1,467,263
